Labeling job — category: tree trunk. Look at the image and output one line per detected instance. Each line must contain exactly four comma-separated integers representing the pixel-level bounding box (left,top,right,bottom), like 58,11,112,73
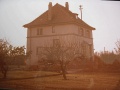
62,69,67,80
60,63,67,80
3,71,7,79
1,65,8,79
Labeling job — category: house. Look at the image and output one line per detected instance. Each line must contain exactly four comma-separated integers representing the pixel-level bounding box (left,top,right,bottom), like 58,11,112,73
23,2,95,65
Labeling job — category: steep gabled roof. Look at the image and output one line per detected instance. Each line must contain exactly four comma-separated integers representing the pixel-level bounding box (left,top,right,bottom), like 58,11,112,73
23,3,95,30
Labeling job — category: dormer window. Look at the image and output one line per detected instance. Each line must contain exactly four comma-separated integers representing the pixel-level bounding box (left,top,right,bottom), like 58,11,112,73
37,28,43,35
73,13,78,19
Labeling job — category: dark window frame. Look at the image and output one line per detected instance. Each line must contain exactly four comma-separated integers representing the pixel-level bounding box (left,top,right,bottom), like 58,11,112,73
78,27,84,36
37,28,43,35
52,26,55,33
53,39,60,47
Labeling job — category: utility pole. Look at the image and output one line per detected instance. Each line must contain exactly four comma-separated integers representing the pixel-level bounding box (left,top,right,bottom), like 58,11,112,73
79,5,83,20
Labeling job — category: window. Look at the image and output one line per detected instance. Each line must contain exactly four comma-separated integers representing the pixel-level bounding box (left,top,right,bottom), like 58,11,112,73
37,28,43,35
86,30,90,38
81,44,85,56
37,28,39,35
36,47,44,55
89,44,92,56
53,39,60,47
78,27,81,34
78,27,84,36
52,26,55,33
39,28,43,35
36,47,38,55
81,28,84,36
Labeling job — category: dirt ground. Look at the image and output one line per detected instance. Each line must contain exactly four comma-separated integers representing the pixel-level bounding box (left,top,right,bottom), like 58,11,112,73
0,71,120,90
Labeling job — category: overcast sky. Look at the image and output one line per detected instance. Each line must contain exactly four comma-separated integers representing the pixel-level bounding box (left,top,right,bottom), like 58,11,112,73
0,0,120,52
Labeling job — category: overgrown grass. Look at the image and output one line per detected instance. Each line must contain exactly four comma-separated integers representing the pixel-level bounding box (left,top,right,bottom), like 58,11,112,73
0,71,120,90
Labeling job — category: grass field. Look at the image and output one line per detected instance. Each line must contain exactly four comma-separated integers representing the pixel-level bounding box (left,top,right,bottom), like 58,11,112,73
0,71,120,90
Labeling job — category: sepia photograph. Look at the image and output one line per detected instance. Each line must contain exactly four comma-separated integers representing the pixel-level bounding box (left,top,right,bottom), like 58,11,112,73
0,0,120,90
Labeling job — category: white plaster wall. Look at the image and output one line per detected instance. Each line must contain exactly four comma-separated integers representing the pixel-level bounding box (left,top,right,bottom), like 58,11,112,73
28,24,79,37
29,35,78,64
26,24,94,65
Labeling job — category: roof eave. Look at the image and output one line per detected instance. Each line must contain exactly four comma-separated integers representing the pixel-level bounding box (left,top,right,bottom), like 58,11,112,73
23,22,96,30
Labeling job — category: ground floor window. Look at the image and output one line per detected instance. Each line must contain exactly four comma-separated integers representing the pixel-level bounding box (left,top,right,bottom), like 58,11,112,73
53,39,60,47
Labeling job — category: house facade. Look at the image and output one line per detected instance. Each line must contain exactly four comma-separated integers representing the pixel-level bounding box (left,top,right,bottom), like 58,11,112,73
23,2,95,65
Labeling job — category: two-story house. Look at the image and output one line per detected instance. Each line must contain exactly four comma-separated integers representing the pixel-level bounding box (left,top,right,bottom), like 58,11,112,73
23,2,95,65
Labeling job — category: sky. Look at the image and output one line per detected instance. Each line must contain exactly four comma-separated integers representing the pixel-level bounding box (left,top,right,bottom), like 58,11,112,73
0,0,120,52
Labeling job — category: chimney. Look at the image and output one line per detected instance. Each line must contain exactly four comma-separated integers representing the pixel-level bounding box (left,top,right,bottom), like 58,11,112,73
65,2,69,10
48,2,52,20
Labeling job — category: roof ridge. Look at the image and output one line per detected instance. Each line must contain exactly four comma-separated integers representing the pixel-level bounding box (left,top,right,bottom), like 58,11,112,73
55,4,94,28
23,2,95,30
28,3,67,25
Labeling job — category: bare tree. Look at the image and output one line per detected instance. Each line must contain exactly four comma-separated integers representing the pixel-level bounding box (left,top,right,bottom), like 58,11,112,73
0,39,31,79
114,39,120,55
38,41,80,80
0,39,9,79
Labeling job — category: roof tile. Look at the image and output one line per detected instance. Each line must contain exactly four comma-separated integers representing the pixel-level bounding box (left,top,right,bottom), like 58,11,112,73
23,3,95,30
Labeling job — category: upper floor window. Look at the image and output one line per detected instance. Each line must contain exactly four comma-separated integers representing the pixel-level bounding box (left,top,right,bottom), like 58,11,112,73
52,26,55,33
36,47,39,55
81,28,84,36
86,30,90,38
78,27,84,36
37,28,43,35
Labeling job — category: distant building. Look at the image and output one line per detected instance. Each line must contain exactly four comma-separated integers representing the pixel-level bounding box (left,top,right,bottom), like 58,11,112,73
23,2,95,65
